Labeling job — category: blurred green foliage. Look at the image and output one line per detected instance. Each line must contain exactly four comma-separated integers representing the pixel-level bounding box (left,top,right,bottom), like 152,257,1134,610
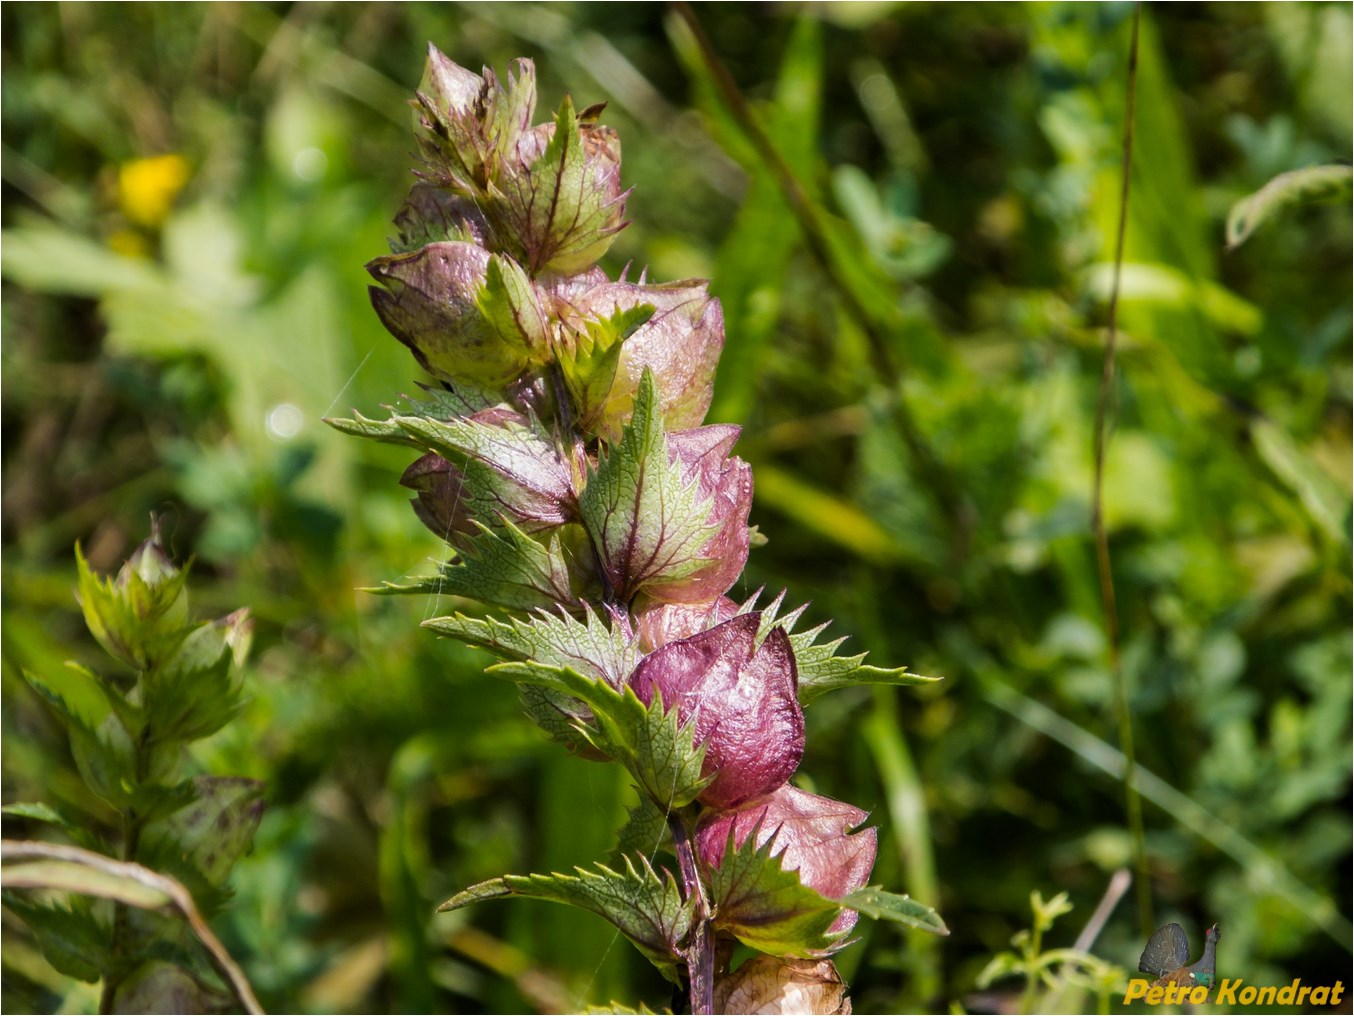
2,3,1349,1013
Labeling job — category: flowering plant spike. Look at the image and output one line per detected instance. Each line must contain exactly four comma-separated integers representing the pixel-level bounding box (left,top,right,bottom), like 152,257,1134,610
329,44,946,1014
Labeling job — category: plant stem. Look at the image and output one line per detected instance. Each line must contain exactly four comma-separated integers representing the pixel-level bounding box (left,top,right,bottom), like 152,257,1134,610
99,719,154,1013
669,810,714,1016
1090,1,1152,939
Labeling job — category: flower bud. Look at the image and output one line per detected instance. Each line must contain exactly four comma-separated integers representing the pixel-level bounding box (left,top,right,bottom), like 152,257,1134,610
400,453,477,541
368,242,548,386
413,48,535,194
77,520,189,670
557,278,723,439
627,613,802,809
644,426,752,604
696,785,878,934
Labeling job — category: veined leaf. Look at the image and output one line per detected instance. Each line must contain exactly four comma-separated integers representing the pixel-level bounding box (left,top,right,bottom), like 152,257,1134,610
559,303,656,427
1,892,109,982
579,371,720,601
423,604,639,686
438,856,692,978
141,777,264,893
323,382,505,447
371,521,581,610
609,797,670,868
840,886,949,936
703,824,845,957
489,661,710,811
744,590,942,703
394,413,575,521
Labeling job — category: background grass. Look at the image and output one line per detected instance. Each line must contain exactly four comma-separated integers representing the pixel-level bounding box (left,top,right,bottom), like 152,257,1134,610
3,3,1350,1012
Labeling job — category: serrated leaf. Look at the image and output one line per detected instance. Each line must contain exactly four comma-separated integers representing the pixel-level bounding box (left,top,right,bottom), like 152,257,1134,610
127,780,198,826
63,662,144,738
22,668,136,807
1226,164,1353,249
579,371,720,601
324,383,504,447
745,591,941,704
143,612,249,744
394,413,575,525
558,303,656,427
439,857,691,978
518,682,593,746
1,841,263,1014
489,661,710,810
840,886,948,936
422,604,638,685
704,824,845,957
2,892,109,982
494,96,626,274
75,543,190,671
609,797,670,868
478,253,549,353
142,777,264,895
388,521,581,610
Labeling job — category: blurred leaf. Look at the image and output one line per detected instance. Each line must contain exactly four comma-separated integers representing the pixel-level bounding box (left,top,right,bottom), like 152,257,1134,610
1,893,108,983
1226,164,1353,249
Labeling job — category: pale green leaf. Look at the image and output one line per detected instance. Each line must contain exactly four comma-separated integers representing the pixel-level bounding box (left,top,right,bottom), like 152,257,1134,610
374,522,580,610
1226,164,1353,249
746,591,941,703
439,857,692,978
840,886,949,935
423,604,639,685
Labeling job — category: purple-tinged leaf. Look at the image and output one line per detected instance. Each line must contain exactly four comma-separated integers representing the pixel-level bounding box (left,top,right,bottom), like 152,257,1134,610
644,425,752,604
695,813,845,956
579,372,721,602
392,183,491,253
394,409,576,536
492,96,627,275
696,785,877,934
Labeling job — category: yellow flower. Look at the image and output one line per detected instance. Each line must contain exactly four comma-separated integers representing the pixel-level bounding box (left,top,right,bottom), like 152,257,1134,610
117,154,189,229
